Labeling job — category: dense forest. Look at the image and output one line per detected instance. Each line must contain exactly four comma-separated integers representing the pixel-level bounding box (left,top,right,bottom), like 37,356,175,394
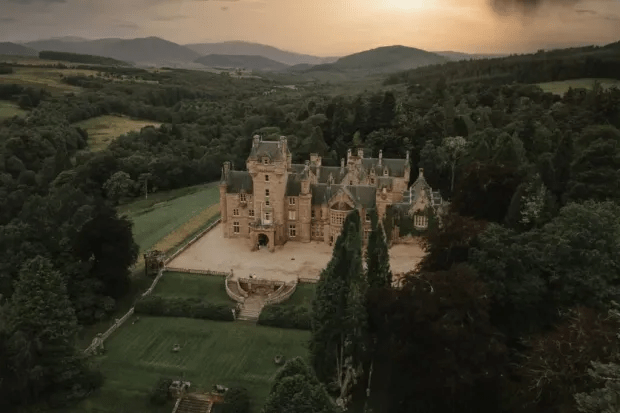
39,51,131,67
1,42,620,412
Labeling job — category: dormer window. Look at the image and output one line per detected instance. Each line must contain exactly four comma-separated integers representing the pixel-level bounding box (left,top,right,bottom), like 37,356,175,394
383,167,389,176
263,158,269,165
240,193,246,202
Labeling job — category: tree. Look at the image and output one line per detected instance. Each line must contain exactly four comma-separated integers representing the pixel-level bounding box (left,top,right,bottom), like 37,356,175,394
103,171,134,202
365,209,391,290
438,135,468,195
262,357,337,413
310,210,368,408
222,387,250,413
7,256,92,406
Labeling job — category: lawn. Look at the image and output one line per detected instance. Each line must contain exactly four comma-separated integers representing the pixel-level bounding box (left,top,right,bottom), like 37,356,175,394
153,272,232,305
537,78,620,95
70,317,310,413
0,100,27,120
280,283,316,309
123,184,220,253
0,67,90,94
74,115,161,152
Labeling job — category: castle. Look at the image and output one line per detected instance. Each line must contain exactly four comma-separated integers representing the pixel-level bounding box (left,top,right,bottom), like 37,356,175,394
219,136,445,252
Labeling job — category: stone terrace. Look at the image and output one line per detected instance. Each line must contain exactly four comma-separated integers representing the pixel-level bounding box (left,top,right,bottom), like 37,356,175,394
167,224,425,283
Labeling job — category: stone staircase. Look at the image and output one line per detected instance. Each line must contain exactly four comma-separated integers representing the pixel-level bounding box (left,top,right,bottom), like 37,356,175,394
236,295,265,322
175,393,212,413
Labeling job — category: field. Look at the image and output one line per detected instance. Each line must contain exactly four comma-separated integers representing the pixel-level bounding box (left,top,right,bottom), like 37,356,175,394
152,272,232,305
0,66,94,94
72,317,310,413
537,78,620,95
124,184,220,253
0,100,27,120
74,115,161,152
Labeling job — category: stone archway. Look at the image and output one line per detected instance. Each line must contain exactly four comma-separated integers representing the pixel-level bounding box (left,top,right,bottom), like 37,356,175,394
258,234,269,249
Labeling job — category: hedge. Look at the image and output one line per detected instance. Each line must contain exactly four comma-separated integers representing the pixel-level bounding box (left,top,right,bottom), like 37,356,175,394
135,296,236,321
257,305,311,330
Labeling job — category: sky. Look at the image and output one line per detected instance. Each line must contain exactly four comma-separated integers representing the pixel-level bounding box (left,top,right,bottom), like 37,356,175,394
1,0,619,56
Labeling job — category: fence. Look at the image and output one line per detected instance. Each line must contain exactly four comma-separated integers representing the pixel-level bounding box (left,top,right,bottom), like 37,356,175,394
164,267,229,277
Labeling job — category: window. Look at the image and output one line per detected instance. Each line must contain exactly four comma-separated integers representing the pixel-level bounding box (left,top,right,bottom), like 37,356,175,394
370,178,375,184
265,199,270,206
233,221,240,233
384,168,389,176
289,210,296,220
265,189,270,197
289,197,296,205
414,215,428,228
233,209,239,216
263,158,269,165
311,209,315,219
365,213,371,222
265,174,269,182
265,212,271,221
289,224,296,237
240,193,246,202
349,180,353,185
249,209,255,217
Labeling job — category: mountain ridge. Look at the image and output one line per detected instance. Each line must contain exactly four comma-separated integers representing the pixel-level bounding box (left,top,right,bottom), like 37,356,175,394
194,54,290,71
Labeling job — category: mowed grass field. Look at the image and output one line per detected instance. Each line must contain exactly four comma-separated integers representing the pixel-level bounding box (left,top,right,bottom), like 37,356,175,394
123,184,220,253
0,100,27,120
0,66,92,94
537,78,620,95
72,317,310,413
280,283,316,309
153,272,232,305
74,115,161,152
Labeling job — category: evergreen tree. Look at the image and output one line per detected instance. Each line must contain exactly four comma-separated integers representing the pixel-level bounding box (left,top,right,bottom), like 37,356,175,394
263,357,337,413
365,209,392,289
310,210,368,408
7,256,92,406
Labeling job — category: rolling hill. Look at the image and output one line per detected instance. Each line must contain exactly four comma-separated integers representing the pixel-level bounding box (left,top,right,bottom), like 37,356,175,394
194,54,289,71
24,37,200,67
307,45,448,74
0,42,38,56
185,41,337,66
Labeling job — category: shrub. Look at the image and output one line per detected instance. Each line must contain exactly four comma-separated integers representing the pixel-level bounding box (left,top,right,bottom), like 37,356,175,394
135,296,235,321
258,305,311,330
221,387,250,413
149,377,173,405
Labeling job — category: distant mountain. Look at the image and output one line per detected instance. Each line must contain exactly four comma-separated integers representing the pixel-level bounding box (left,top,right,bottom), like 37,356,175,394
185,41,337,66
24,37,200,67
308,45,448,74
434,51,508,61
0,42,38,56
195,54,289,71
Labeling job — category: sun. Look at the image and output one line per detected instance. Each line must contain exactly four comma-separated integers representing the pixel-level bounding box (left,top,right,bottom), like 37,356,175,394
377,0,427,11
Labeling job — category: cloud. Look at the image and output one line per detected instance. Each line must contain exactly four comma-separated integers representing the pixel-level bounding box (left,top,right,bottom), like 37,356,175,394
575,8,597,14
152,14,190,21
113,22,140,29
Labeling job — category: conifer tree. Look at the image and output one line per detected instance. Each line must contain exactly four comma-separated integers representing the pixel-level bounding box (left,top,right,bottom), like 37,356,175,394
365,209,392,289
310,210,368,408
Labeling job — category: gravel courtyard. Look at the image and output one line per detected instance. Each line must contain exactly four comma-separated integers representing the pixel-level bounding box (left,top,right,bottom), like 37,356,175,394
167,224,425,283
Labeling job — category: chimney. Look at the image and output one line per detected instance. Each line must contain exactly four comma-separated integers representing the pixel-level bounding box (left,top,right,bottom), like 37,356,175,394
304,160,310,172
280,136,287,156
379,150,383,166
347,149,352,163
406,150,410,161
358,148,364,158
223,161,231,179
419,168,424,178
340,158,345,168
253,135,260,148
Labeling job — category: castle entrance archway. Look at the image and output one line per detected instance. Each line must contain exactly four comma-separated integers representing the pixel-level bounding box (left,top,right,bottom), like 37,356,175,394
258,234,269,248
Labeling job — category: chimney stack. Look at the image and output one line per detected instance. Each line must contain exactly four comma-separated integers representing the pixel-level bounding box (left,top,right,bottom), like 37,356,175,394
253,135,260,148
341,158,345,168
347,149,352,164
280,136,287,156
223,161,231,179
406,150,410,161
419,168,424,178
379,150,383,165
358,148,364,158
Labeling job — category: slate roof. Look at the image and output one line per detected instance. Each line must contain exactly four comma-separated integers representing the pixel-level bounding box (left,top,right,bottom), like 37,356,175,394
223,171,253,194
248,141,287,162
361,158,408,177
311,183,376,208
286,173,302,196
311,166,348,184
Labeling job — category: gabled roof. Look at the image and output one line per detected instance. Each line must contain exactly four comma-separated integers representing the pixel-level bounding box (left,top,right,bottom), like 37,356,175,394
248,141,287,162
311,166,348,184
361,158,408,177
223,171,253,194
286,173,302,196
311,183,376,208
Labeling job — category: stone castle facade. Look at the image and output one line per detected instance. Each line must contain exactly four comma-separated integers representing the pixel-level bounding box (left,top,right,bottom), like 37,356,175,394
219,136,444,252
